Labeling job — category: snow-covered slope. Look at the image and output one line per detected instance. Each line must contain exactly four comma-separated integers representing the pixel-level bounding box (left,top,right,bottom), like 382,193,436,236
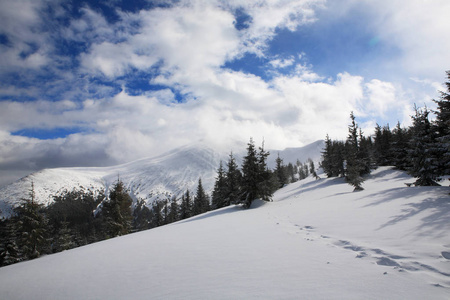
0,166,449,299
0,141,323,217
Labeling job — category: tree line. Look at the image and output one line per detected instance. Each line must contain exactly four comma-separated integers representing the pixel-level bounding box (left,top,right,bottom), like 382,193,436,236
0,137,316,267
321,71,450,190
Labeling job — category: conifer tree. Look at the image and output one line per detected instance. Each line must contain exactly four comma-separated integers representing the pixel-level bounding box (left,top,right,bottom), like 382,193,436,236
287,162,297,183
14,182,49,259
103,180,133,237
358,129,373,175
167,196,179,224
298,162,307,180
240,138,273,208
275,153,287,188
321,134,333,177
391,121,410,171
408,106,440,186
240,138,260,208
179,190,192,220
308,159,319,179
374,124,393,166
225,152,241,205
132,199,152,231
0,218,21,266
193,178,209,215
256,141,273,201
162,199,170,225
212,161,227,209
56,220,75,251
150,200,164,227
345,112,365,191
433,70,450,177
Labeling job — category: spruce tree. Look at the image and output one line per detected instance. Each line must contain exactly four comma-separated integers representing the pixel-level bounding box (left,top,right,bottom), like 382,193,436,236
167,196,179,224
239,138,273,208
287,163,297,183
374,124,393,166
193,178,209,215
240,138,260,208
433,70,450,177
132,199,152,231
256,141,273,201
150,200,164,227
345,112,365,191
56,220,75,251
225,152,241,205
103,180,133,237
14,182,49,259
408,106,441,186
309,159,319,179
0,218,21,266
275,153,286,188
321,134,333,177
391,121,410,171
179,190,192,220
212,161,227,209
298,163,307,180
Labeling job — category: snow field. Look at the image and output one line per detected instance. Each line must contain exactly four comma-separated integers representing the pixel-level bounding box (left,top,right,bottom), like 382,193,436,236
0,166,449,299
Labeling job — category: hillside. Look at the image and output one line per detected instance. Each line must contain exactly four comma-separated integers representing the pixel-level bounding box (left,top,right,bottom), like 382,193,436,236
0,166,449,299
0,141,323,217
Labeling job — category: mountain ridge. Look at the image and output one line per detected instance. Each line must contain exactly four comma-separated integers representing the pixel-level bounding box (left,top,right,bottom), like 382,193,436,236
0,140,324,217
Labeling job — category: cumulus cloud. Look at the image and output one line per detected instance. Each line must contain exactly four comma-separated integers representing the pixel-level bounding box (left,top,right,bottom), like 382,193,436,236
1,0,448,186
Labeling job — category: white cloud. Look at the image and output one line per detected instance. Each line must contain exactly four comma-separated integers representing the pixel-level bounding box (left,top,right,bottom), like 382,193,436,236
3,0,445,184
269,57,295,68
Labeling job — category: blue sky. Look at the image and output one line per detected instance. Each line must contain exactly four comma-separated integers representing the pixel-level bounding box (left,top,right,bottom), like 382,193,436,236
0,0,449,186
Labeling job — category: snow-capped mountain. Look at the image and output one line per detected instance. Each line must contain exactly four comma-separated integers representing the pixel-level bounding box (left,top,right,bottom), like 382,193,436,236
0,140,324,217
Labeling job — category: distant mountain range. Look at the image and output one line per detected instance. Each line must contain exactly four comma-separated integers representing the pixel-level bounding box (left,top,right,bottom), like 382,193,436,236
0,140,324,217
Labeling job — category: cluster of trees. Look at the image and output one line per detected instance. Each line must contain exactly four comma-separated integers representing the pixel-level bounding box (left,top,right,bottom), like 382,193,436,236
274,156,318,187
133,179,211,230
212,138,277,209
322,71,450,189
211,138,318,209
0,182,122,266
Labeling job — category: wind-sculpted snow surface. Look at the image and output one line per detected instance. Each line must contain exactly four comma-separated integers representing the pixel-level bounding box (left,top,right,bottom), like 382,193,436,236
0,142,323,217
0,166,449,299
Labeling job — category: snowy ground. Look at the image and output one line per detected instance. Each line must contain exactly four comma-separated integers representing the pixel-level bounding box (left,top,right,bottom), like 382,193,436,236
0,166,449,299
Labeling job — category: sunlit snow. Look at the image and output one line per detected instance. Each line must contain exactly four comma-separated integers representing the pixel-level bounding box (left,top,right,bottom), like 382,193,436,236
0,166,449,299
